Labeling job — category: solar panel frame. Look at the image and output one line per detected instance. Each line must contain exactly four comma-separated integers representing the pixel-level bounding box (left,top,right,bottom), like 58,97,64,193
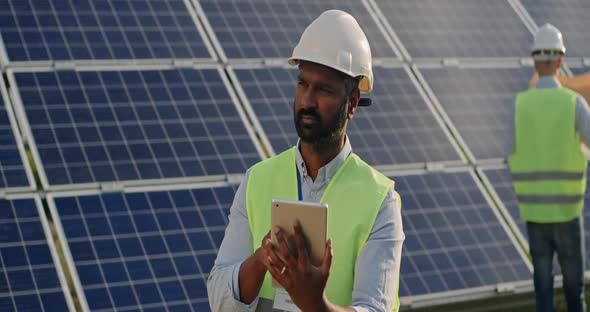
371,0,533,61
0,193,76,311
384,166,533,307
46,180,239,312
8,64,266,191
0,0,218,66
0,74,35,193
413,61,534,165
193,0,402,63
228,62,466,171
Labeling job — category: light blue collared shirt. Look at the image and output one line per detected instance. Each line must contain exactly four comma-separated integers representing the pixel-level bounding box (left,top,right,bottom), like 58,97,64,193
506,76,590,157
207,138,404,312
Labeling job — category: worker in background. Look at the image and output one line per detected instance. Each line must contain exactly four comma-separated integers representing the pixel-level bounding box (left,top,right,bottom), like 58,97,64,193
207,10,404,312
508,23,590,312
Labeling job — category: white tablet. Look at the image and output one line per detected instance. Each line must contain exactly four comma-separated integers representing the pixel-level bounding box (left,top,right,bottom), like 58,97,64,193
270,198,328,287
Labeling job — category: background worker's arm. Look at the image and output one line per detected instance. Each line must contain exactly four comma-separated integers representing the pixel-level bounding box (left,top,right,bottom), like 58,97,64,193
575,96,590,147
207,170,263,311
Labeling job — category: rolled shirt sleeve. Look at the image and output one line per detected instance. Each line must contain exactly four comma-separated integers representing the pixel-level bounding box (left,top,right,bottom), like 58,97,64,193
352,189,405,312
207,170,260,311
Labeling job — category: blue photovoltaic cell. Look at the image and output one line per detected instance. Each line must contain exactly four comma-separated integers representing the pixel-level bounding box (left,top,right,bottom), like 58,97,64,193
482,166,590,272
0,198,70,311
418,66,533,161
53,185,236,311
520,0,590,58
0,90,30,189
199,0,398,59
394,170,531,298
569,67,589,76
0,0,212,62
14,69,261,187
373,0,531,58
234,66,460,167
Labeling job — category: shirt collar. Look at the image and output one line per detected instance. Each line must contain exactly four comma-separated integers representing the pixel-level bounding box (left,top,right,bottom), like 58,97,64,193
295,136,352,181
535,76,561,89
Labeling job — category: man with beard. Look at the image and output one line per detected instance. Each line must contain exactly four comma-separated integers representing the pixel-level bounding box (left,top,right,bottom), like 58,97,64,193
207,10,404,312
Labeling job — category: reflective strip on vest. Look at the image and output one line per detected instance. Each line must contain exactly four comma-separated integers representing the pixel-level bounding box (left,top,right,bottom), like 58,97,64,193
511,171,584,181
516,194,584,204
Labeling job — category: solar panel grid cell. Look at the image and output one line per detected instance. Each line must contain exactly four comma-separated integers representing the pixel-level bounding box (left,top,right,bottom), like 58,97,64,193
418,66,533,162
393,170,531,298
51,184,236,311
198,0,398,60
0,0,213,63
0,197,72,311
0,82,32,190
12,68,261,188
374,0,532,58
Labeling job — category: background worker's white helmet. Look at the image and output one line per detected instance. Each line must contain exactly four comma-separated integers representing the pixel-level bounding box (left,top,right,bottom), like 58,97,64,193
531,23,566,61
288,10,373,95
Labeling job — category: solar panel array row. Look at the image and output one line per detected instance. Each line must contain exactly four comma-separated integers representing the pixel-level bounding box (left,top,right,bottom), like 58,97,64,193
3,0,588,64
1,0,589,311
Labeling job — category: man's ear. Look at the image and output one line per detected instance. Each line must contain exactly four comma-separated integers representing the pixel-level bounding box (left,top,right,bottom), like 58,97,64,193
348,89,360,120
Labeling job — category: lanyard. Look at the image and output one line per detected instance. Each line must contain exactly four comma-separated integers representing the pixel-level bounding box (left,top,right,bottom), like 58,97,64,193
296,163,302,201
295,150,352,202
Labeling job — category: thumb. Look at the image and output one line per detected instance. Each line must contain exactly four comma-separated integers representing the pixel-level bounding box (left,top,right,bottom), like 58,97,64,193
321,239,333,278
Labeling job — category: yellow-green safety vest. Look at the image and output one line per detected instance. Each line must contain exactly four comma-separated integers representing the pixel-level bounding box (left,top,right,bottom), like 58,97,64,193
509,87,587,223
246,147,398,308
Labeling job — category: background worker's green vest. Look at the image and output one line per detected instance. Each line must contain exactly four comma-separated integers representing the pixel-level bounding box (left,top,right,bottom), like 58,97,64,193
509,87,587,223
246,147,396,307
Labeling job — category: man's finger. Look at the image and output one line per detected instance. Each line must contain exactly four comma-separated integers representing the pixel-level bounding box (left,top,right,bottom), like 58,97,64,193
262,239,284,270
293,219,309,269
274,226,297,268
321,239,333,278
263,230,271,241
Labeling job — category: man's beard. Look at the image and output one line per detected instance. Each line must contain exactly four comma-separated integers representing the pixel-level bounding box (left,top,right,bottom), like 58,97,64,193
293,98,348,151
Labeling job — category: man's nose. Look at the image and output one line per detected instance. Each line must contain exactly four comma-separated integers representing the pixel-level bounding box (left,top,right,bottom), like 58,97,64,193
299,88,317,110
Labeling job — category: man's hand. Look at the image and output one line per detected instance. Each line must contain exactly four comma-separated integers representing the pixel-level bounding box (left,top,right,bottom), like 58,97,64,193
238,230,271,303
263,219,333,311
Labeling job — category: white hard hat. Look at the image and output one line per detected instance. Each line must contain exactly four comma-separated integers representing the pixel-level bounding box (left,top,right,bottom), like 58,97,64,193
531,23,565,61
288,10,373,95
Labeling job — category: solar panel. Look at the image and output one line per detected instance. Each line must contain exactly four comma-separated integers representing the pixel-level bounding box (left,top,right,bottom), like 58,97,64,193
10,67,263,189
481,165,590,272
520,0,590,58
0,0,214,63
373,0,532,59
196,0,399,60
569,66,589,76
0,195,74,311
394,169,531,302
417,65,533,162
0,77,33,191
48,183,237,311
231,65,462,169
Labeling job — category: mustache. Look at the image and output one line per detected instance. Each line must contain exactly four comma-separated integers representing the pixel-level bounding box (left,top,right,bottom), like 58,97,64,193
297,108,320,120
